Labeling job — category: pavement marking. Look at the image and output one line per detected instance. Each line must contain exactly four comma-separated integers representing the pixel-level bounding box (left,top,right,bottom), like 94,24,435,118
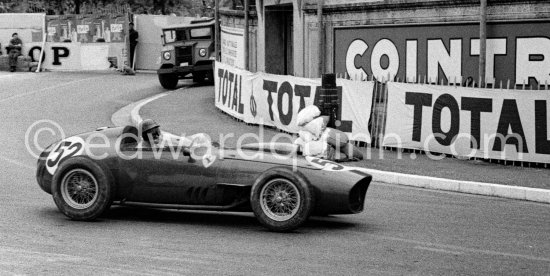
0,155,35,170
0,76,103,103
364,232,550,263
0,247,163,276
0,246,85,263
414,246,463,255
151,256,212,265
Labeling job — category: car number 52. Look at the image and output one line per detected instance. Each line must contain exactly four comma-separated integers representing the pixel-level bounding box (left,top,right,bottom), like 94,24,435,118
306,157,345,171
46,137,85,175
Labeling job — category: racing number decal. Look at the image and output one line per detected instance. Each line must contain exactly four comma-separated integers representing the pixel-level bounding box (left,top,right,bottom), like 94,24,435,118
307,157,345,171
46,137,85,175
305,156,370,177
306,156,346,171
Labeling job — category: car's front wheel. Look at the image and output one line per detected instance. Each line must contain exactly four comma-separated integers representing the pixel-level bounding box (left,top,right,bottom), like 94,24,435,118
159,73,178,89
250,168,314,232
52,157,114,221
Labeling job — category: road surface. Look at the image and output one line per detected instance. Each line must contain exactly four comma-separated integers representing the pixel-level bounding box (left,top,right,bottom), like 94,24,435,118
0,72,548,275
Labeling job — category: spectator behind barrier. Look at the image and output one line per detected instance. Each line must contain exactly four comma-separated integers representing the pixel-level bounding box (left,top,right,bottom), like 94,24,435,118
129,22,139,68
7,33,22,72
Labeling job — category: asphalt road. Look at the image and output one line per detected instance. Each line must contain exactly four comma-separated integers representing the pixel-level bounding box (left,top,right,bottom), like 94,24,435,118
0,71,548,275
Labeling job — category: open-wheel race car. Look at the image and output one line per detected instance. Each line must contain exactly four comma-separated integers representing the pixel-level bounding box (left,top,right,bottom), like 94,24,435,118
36,125,372,232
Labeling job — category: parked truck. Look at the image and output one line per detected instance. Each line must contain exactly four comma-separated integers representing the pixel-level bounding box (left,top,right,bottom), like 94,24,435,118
157,18,215,89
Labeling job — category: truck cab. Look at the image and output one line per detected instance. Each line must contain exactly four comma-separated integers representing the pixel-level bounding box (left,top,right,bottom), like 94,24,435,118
157,18,216,89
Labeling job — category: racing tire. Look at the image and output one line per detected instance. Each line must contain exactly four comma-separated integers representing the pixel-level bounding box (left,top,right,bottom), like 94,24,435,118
250,167,315,232
159,73,178,89
193,72,205,83
52,156,115,221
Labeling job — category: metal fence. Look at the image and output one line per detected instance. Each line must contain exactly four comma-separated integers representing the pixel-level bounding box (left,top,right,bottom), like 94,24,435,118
335,72,549,169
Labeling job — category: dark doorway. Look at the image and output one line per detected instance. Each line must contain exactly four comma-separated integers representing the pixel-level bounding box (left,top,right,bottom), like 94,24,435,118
265,5,293,75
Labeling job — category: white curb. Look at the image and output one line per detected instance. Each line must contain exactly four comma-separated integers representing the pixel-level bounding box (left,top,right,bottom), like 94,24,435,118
360,168,550,204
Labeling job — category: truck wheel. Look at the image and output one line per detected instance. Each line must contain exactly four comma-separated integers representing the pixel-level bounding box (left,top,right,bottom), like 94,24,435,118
52,156,115,221
193,72,205,83
250,167,315,232
159,73,178,89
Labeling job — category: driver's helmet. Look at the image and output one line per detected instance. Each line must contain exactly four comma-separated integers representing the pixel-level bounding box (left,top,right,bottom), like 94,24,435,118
140,119,160,141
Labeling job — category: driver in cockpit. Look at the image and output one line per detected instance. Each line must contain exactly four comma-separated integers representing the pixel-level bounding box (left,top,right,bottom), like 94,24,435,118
138,119,210,149
139,119,162,148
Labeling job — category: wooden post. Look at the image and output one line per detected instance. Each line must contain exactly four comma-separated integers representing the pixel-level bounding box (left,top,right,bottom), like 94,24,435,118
244,0,249,70
132,16,138,71
215,0,220,62
479,0,487,87
317,0,324,76
36,14,46,72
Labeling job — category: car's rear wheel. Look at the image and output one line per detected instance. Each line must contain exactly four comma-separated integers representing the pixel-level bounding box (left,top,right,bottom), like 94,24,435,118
251,168,314,232
52,157,114,221
159,73,178,89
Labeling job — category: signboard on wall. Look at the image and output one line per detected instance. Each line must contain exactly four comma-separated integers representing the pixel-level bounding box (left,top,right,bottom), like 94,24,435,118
46,15,127,43
334,21,550,87
383,82,550,163
220,26,245,69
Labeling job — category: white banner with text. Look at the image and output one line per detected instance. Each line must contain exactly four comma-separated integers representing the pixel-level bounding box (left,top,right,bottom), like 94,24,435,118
383,82,550,163
25,42,124,70
215,62,373,142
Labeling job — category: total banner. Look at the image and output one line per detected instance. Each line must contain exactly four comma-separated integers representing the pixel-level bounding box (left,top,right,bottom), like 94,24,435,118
215,61,254,122
215,62,373,142
383,82,550,163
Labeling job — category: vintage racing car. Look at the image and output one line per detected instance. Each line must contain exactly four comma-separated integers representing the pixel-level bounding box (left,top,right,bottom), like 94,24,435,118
36,125,372,231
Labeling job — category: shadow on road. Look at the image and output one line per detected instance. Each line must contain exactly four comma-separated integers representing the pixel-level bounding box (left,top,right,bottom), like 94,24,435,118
100,206,360,232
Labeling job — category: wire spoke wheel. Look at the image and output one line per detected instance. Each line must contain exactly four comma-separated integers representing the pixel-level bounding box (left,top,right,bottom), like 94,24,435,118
259,178,301,221
60,169,99,210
